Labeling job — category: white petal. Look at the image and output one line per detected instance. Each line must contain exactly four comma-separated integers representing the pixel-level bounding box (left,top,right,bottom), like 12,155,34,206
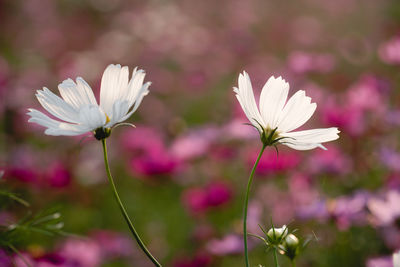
27,109,89,136
58,77,97,110
107,99,130,126
126,68,146,106
36,87,79,123
45,126,90,136
277,90,317,133
280,128,340,150
259,76,289,129
100,64,129,117
78,105,107,130
284,143,325,150
112,82,150,125
27,108,59,129
233,71,265,132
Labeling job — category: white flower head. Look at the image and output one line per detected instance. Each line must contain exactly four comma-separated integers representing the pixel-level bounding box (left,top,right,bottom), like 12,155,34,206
234,71,339,150
27,64,151,140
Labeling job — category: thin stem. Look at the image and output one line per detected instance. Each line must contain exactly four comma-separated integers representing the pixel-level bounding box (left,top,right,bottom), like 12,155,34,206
292,260,297,267
243,145,266,267
273,248,280,267
8,244,32,267
101,139,161,267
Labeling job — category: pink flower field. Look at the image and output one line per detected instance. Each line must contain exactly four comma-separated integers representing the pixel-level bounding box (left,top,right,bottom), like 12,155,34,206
2,0,400,266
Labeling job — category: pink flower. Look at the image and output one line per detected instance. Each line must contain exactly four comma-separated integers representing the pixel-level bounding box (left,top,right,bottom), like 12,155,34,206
346,75,387,113
308,144,352,175
6,167,38,183
297,200,329,222
247,148,300,175
380,148,400,172
129,149,178,176
35,253,66,267
13,253,35,267
206,182,232,207
205,203,261,256
170,127,219,161
288,51,336,74
182,187,208,214
120,127,164,154
44,162,71,188
321,99,365,136
321,74,387,136
379,36,400,65
368,190,400,226
92,230,133,258
121,127,179,176
366,256,393,267
222,119,258,140
0,250,12,267
59,239,102,267
173,252,212,267
289,174,319,205
331,191,369,230
182,182,232,215
206,234,243,255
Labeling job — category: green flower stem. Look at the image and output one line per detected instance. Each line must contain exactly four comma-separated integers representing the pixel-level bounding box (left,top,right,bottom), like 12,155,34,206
243,144,267,267
292,260,297,267
101,139,162,267
273,248,280,267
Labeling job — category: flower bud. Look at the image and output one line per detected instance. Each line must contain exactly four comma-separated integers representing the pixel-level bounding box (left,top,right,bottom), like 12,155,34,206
285,234,299,248
267,225,288,244
283,234,300,260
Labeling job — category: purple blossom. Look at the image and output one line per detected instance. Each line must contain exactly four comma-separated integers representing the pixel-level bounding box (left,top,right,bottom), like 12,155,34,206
367,256,393,267
368,190,400,226
380,148,400,172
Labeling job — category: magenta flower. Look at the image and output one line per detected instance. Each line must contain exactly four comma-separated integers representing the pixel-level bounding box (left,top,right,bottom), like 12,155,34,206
379,36,400,65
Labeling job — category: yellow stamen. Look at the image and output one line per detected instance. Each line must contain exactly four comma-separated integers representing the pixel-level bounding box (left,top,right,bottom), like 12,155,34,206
105,114,110,123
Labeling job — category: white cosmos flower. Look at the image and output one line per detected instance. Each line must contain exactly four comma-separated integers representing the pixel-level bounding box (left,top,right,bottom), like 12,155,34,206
27,64,150,138
234,71,339,150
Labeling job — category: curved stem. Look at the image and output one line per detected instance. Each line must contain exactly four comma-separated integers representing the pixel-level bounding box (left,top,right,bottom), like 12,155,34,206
243,145,266,267
101,139,162,267
273,248,280,267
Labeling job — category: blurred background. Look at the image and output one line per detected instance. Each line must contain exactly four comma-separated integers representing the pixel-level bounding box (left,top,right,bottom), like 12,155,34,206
1,0,400,266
